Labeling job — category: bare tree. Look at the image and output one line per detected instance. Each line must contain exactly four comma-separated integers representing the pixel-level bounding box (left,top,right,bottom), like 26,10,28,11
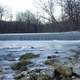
16,10,40,24
57,0,65,21
4,8,13,21
0,6,12,21
59,0,80,26
0,6,5,20
34,0,58,23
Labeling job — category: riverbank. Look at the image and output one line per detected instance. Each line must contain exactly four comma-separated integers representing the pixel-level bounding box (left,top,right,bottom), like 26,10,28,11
0,40,80,80
11,48,80,80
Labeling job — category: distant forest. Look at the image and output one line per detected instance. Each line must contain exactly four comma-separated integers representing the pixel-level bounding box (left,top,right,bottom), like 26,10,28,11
0,20,79,33
0,0,80,33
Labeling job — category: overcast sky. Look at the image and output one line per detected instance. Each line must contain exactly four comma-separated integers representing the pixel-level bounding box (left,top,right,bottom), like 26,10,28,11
0,0,36,14
0,0,61,19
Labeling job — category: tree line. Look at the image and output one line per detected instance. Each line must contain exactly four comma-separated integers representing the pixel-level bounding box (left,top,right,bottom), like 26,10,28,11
0,0,80,33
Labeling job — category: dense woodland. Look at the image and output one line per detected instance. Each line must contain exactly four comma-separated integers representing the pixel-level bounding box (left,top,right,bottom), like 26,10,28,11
0,0,80,33
0,20,78,33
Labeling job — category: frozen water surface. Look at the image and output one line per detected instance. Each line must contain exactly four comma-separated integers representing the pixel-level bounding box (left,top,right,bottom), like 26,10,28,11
0,40,80,79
